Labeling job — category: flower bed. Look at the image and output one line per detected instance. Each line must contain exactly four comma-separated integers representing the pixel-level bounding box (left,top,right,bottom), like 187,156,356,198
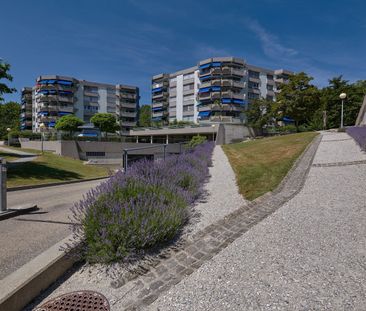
346,126,366,151
70,142,214,263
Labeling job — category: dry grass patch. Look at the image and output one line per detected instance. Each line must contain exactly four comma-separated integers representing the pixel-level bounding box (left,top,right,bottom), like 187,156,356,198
222,132,318,200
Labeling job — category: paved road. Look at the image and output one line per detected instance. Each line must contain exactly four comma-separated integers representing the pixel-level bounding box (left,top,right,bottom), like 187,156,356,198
0,179,105,280
151,132,366,310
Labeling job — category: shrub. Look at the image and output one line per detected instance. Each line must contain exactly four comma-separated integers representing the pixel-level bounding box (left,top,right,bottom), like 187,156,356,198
278,125,297,133
346,126,366,150
188,135,207,148
70,142,214,263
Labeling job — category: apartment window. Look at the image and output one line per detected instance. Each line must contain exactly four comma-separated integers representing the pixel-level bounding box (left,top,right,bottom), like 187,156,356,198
86,152,105,157
170,86,177,92
84,105,99,111
84,86,99,93
107,107,115,113
107,88,116,95
267,74,274,80
183,94,195,101
183,73,194,80
248,92,259,99
248,70,260,79
183,105,194,112
84,96,99,103
266,95,274,101
170,77,177,83
267,84,274,91
183,83,194,91
248,81,259,89
183,116,194,121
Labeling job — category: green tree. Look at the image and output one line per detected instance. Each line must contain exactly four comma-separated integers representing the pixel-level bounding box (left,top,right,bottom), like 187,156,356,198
0,101,21,138
0,60,16,102
246,98,274,129
138,105,151,127
90,113,119,138
55,115,84,136
319,76,365,129
275,72,320,131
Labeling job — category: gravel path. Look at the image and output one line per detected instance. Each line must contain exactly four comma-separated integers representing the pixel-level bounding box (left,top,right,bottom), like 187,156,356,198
150,132,366,310
185,145,248,237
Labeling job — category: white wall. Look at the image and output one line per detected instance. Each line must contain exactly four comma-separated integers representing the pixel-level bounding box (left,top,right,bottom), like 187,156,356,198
259,72,267,99
176,75,183,121
193,70,200,123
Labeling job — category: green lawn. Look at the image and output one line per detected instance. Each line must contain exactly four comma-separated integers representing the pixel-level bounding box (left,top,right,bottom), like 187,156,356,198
0,151,21,162
6,149,110,188
222,132,318,200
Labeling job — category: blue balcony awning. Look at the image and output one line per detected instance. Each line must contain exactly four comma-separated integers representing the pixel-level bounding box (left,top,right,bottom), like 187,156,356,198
59,90,72,96
211,62,222,67
199,75,212,81
199,87,211,93
221,98,232,104
211,86,221,92
49,122,56,127
198,111,211,117
233,99,244,104
58,111,72,116
152,87,163,93
152,107,163,111
152,116,162,121
57,80,73,86
38,111,49,116
282,117,295,123
47,79,57,84
199,63,211,70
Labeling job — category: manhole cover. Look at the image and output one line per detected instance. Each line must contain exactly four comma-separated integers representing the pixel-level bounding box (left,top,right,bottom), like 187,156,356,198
34,290,110,311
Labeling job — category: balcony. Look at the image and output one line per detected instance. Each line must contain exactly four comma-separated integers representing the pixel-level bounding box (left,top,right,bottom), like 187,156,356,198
152,92,168,100
121,121,137,127
152,111,163,118
84,91,99,97
118,101,136,109
119,111,136,118
198,93,211,101
118,93,136,100
274,77,286,84
20,112,32,118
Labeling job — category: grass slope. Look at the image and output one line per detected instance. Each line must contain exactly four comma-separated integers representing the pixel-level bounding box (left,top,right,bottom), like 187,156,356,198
222,132,318,200
7,150,110,188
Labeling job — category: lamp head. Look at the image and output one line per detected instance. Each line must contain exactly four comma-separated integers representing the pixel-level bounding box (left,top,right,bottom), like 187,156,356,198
6,128,11,132
339,93,347,99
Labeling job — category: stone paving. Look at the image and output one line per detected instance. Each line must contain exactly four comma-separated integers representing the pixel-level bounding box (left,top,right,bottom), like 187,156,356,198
27,135,321,310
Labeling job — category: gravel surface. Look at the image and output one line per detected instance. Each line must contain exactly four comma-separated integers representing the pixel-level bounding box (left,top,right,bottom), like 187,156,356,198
150,132,366,310
184,145,248,238
313,132,366,164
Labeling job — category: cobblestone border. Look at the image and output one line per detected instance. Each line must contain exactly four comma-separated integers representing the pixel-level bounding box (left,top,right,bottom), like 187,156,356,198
113,134,322,310
312,160,366,167
321,138,353,142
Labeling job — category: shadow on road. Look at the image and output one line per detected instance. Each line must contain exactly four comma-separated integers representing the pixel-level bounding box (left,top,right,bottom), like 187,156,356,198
15,218,74,226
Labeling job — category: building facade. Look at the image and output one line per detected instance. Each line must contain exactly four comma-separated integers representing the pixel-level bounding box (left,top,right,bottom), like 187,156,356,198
23,75,139,133
20,87,33,131
151,57,292,124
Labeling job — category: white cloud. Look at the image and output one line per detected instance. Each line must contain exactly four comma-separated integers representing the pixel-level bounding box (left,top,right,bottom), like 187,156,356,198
246,19,298,59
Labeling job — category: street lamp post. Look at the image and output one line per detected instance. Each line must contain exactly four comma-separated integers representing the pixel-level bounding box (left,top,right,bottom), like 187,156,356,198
6,128,11,146
339,93,347,129
39,123,45,154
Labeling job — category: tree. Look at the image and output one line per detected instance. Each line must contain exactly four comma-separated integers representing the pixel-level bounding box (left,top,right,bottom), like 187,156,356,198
319,76,365,129
275,72,320,131
0,101,21,138
138,105,151,127
55,115,84,136
0,60,16,102
246,98,274,129
90,113,119,138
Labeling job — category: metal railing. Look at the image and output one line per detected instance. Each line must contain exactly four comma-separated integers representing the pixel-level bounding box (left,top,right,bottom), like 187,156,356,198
122,142,188,172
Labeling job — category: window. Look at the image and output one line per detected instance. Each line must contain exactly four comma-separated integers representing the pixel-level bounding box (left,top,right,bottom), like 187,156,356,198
107,88,116,95
183,94,195,101
84,96,99,103
170,77,177,83
84,86,98,93
266,95,274,101
248,81,259,89
170,86,177,92
183,73,194,80
183,83,194,91
248,70,260,79
267,84,274,91
183,105,194,112
267,74,274,80
248,92,259,99
86,152,105,157
84,105,99,111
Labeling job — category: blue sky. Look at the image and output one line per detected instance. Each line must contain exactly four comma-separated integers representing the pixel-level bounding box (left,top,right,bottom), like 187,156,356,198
1,0,366,104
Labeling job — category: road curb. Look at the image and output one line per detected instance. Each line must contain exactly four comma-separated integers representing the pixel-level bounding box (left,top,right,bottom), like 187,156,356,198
7,176,108,192
0,204,38,221
0,235,79,311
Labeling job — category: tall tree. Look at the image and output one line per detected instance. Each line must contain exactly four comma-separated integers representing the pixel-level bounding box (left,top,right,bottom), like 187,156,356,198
275,72,320,131
0,60,16,102
246,98,275,129
0,101,21,138
90,113,119,138
55,115,84,136
138,105,151,127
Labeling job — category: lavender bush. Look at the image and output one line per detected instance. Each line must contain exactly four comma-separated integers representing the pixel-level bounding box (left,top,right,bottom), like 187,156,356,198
70,142,214,263
346,126,366,151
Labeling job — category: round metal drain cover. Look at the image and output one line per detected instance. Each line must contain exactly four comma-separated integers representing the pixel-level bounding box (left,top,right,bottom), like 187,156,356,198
35,290,110,311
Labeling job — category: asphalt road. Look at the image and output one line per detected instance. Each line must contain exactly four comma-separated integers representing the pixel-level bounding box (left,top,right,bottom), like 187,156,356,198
0,179,105,280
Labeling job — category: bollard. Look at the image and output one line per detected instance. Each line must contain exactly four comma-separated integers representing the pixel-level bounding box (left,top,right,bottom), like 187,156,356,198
0,158,7,213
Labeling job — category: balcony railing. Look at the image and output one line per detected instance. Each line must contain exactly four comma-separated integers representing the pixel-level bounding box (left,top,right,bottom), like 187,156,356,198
118,101,136,109
119,111,136,118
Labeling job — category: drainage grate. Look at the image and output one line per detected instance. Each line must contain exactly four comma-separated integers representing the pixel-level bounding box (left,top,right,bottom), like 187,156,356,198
34,290,110,311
